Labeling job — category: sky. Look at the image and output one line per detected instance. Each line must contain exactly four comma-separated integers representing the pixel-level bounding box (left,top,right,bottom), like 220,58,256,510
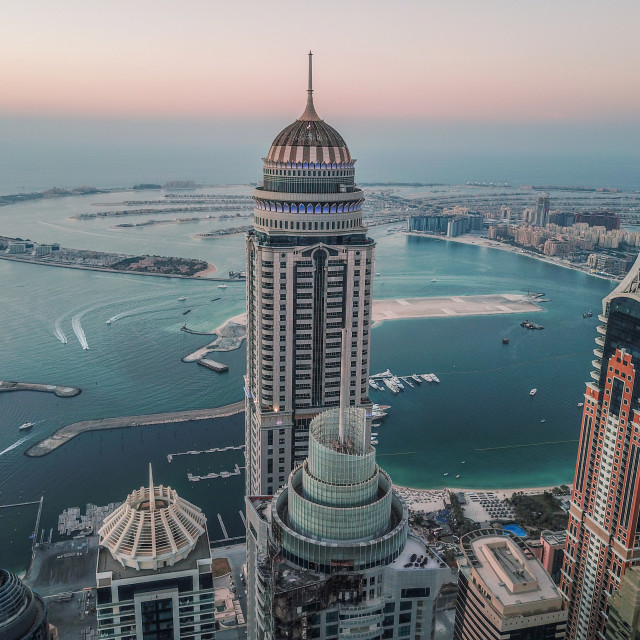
2,0,639,123
1,1,639,191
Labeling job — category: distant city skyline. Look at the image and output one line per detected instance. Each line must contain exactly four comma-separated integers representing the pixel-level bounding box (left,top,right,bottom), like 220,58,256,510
2,0,639,124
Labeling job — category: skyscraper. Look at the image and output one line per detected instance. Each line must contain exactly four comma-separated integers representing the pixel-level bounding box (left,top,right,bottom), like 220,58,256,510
246,405,449,640
244,53,374,497
562,260,640,639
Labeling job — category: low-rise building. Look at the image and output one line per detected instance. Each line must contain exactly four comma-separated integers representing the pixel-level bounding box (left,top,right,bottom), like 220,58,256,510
96,466,215,640
454,528,567,639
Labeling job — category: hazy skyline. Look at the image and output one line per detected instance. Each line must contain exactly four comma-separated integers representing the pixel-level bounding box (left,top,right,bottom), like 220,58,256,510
2,0,639,123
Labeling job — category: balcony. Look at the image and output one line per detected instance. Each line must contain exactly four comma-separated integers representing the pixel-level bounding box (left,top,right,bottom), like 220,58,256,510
591,370,600,382
592,359,602,371
595,336,605,348
596,324,607,336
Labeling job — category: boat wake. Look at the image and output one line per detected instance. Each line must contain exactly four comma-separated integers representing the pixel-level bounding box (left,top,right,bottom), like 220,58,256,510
54,319,68,344
71,313,90,350
0,434,33,457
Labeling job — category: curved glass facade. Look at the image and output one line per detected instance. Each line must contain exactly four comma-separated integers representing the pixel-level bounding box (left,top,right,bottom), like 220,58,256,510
270,406,408,569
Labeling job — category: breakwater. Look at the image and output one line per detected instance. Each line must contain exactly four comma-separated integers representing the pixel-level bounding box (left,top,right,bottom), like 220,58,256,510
24,402,244,458
0,381,81,398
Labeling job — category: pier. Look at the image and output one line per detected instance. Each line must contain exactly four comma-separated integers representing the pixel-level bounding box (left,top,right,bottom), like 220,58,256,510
197,358,228,373
24,402,245,458
167,444,244,462
187,464,245,482
0,381,81,398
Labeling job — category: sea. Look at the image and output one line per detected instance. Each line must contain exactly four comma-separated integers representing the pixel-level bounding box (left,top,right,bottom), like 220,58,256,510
0,140,635,573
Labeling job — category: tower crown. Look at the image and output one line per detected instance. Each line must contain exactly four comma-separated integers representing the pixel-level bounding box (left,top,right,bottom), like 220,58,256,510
266,52,352,165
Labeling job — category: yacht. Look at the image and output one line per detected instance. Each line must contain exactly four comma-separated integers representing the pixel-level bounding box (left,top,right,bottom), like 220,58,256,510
18,421,35,431
431,374,440,383
411,374,423,384
422,373,434,382
391,376,404,390
218,284,228,289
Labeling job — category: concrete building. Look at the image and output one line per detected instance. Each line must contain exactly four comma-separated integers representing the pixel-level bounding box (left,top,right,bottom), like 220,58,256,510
95,467,215,640
540,530,566,585
561,255,640,640
605,566,640,639
453,528,567,639
246,405,450,640
535,193,550,226
244,53,374,497
0,568,51,640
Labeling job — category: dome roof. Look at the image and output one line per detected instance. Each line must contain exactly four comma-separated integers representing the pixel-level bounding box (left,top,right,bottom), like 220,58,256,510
98,465,207,570
266,53,352,165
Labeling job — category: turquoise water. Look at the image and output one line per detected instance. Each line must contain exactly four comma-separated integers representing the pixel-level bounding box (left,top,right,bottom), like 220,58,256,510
0,189,614,572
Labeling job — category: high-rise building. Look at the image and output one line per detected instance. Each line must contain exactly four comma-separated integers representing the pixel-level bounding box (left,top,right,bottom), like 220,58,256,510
562,259,640,640
0,569,51,640
454,528,567,640
246,405,450,640
605,566,640,639
95,467,215,640
245,53,374,497
534,193,550,226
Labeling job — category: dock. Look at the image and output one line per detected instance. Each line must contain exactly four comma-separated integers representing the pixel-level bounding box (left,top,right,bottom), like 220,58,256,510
24,402,245,457
197,358,228,373
0,381,81,398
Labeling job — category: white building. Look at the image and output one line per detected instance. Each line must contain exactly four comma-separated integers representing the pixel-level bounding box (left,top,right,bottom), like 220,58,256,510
95,467,215,640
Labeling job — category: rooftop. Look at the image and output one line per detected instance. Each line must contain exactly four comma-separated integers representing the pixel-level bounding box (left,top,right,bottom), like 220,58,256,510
460,528,563,611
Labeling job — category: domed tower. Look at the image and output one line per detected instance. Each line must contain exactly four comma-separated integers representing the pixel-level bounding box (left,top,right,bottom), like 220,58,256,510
245,53,375,498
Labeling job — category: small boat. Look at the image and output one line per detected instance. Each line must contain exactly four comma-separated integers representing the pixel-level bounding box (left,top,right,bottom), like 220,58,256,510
371,432,378,437
502,338,509,344
18,422,35,431
456,475,461,479
577,402,584,407
461,461,466,464
178,296,187,301
530,388,537,396
372,423,381,428
375,272,381,276
443,472,449,477
540,419,546,423
183,309,191,315
371,439,379,445
431,278,437,282
218,284,228,289
105,319,112,325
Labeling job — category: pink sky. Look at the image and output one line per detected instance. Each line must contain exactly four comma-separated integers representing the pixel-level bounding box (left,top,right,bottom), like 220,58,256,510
1,0,639,122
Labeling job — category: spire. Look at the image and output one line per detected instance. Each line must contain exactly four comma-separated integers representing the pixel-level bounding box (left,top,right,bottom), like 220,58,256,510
299,50,321,122
148,462,156,512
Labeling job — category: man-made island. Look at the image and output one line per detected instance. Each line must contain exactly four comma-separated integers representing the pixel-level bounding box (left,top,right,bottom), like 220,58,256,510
0,236,216,278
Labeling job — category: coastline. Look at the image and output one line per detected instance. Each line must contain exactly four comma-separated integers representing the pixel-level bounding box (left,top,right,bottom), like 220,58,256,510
394,483,571,513
404,230,618,283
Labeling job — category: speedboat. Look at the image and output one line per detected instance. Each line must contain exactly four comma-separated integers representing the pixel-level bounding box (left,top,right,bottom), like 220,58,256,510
18,422,35,431
178,296,187,301
530,388,537,396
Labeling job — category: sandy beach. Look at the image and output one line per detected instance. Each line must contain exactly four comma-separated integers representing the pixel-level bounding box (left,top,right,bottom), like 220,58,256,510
395,483,570,522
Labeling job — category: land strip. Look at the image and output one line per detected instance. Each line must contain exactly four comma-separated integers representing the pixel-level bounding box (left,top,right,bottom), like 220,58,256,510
0,381,81,398
24,402,245,458
372,293,541,323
